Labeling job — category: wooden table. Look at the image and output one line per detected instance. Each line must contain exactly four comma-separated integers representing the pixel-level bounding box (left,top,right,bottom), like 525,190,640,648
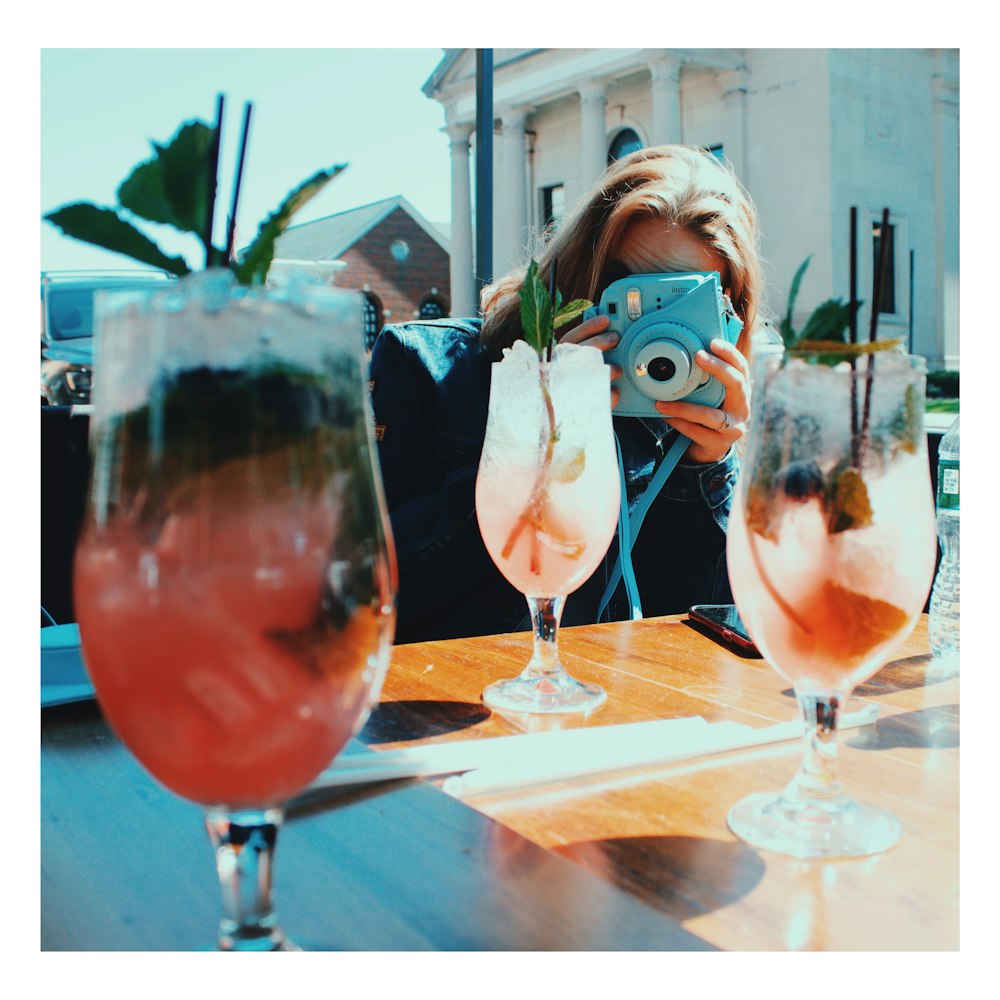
41,614,958,951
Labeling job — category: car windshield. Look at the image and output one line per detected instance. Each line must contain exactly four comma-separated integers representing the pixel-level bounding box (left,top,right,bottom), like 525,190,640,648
43,279,170,342
45,287,97,341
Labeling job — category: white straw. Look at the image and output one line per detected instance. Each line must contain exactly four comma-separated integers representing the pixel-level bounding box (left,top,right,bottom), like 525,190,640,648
304,702,879,798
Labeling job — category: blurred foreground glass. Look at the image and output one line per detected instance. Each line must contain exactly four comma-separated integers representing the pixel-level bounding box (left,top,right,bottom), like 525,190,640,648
726,350,935,858
74,272,396,949
475,348,620,713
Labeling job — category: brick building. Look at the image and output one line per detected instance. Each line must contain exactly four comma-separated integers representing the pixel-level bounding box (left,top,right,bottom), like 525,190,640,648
274,195,451,349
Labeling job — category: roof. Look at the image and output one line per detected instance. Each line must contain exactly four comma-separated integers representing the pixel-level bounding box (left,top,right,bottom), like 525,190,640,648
273,195,450,261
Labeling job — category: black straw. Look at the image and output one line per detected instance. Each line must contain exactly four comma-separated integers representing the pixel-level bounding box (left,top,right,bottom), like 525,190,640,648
849,207,859,459
204,93,225,269
226,101,253,261
869,207,891,343
849,207,858,345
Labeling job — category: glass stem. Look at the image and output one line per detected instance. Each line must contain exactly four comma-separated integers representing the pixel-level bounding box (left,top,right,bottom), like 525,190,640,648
205,807,288,951
788,692,845,803
523,595,567,680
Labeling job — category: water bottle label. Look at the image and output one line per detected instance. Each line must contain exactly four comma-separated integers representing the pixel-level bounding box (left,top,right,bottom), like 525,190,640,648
937,459,960,510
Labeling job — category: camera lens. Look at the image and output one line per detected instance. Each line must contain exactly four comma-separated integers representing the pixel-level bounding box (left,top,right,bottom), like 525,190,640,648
647,357,676,382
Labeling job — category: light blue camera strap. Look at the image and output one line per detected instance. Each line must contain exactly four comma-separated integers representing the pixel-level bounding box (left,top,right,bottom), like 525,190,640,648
598,431,691,623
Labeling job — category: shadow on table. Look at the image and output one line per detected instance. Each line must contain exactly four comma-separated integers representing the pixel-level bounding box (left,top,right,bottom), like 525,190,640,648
361,699,490,745
846,704,959,752
778,653,943,703
555,834,765,922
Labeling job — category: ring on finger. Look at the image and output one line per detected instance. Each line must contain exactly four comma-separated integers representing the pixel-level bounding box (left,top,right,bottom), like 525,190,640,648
717,411,731,432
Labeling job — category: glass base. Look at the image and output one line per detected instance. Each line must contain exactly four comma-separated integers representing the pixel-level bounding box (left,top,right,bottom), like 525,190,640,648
727,789,902,859
482,671,607,715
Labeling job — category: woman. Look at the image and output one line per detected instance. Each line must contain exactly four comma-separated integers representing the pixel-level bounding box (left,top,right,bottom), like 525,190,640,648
369,145,768,643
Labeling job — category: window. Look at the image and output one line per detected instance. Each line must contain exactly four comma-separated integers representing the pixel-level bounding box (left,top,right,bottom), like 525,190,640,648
705,144,725,163
872,221,896,314
608,128,643,164
361,291,384,352
541,184,566,230
417,290,448,320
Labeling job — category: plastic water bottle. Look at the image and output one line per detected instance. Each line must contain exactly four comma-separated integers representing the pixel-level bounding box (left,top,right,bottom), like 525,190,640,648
929,415,960,667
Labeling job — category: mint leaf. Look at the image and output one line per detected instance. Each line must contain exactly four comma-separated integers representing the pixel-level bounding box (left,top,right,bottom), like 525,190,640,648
519,260,554,356
233,165,346,286
799,298,853,343
117,121,216,236
553,299,592,329
44,203,192,276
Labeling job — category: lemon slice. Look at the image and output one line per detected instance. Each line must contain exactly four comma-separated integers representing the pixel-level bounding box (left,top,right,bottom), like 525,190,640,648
551,448,586,484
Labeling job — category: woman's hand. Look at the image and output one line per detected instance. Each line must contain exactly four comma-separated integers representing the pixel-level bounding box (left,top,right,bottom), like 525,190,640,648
655,338,750,465
557,313,623,408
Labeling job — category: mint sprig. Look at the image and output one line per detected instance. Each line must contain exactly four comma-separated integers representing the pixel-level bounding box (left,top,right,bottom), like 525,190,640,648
781,255,898,357
44,110,345,285
519,259,591,358
501,260,592,574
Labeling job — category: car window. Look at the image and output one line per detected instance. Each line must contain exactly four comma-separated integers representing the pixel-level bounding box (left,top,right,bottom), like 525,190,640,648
46,288,95,341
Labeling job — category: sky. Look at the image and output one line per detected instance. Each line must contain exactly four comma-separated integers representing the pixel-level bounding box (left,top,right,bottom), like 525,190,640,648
40,48,453,272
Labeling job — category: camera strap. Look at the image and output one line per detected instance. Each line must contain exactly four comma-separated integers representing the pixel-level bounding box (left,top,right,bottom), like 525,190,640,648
598,430,691,622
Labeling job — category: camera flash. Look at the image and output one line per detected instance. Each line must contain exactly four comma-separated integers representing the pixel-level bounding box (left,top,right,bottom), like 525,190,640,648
626,288,643,321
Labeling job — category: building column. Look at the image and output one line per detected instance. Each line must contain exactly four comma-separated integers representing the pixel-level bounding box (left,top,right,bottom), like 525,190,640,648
932,49,959,370
578,80,608,189
496,105,531,278
648,53,682,146
717,66,750,183
445,119,476,317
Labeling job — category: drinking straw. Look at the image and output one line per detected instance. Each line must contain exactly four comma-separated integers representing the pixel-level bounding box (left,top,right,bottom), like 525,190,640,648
861,207,892,452
204,93,225,269
298,703,880,798
849,207,858,345
547,258,557,361
226,102,253,261
869,207,892,343
849,207,860,460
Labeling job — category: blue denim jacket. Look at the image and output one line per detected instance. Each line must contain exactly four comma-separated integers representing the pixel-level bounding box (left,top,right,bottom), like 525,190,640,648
368,318,738,643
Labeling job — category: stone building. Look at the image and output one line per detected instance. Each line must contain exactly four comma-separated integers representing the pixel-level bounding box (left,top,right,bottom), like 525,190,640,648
423,48,959,369
274,195,451,349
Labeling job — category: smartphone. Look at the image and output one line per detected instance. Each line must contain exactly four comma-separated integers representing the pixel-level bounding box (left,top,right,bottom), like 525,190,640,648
688,604,761,655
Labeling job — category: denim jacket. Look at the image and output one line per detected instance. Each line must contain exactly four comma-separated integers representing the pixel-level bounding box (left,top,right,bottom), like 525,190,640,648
368,317,738,644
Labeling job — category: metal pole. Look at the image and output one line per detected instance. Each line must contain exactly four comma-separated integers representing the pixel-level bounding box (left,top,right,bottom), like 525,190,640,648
475,48,494,305
909,248,915,355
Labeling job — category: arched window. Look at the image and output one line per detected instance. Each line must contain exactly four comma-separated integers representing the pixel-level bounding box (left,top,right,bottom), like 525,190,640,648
608,127,643,164
417,289,449,321
362,291,384,352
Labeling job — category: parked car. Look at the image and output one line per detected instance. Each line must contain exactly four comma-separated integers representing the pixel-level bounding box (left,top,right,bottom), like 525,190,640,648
40,271,174,405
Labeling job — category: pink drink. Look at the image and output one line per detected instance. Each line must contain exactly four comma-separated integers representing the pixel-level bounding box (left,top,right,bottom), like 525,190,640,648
75,446,385,812
477,459,619,597
476,345,620,601
727,455,936,691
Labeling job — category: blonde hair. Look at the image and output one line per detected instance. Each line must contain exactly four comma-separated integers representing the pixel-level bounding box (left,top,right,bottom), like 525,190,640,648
480,144,766,360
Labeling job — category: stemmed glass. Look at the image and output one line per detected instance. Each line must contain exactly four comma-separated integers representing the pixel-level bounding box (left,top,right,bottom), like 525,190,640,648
73,272,396,949
475,344,620,713
726,349,936,858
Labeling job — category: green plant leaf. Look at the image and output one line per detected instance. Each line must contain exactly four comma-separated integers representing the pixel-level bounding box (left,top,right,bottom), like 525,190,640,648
233,165,346,286
826,465,873,533
798,298,852,343
553,299,591,329
44,203,192,276
519,260,554,356
117,121,216,236
780,254,812,346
